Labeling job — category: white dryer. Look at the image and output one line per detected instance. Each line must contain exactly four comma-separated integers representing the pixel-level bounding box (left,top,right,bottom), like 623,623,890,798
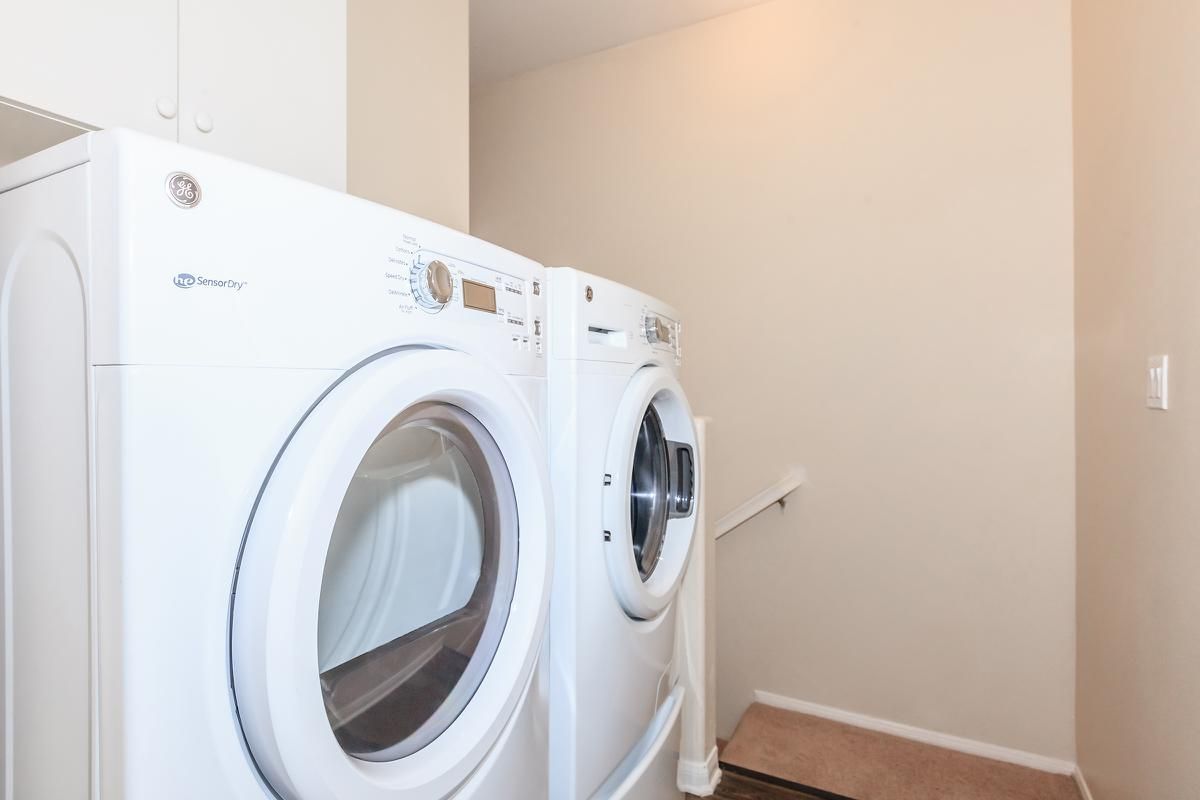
0,130,552,800
546,268,699,800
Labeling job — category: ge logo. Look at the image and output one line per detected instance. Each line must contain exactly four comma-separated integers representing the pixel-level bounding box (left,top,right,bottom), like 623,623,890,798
174,273,197,288
166,172,201,208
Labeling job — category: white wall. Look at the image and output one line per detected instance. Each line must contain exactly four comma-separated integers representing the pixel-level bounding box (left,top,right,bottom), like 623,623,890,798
1074,2,1200,796
471,0,1077,759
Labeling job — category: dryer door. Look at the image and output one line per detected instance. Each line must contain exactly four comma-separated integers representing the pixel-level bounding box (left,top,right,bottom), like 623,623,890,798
230,348,551,800
602,365,699,621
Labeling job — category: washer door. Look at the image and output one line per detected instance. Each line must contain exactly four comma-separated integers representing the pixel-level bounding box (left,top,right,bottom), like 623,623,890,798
602,365,699,621
230,349,551,800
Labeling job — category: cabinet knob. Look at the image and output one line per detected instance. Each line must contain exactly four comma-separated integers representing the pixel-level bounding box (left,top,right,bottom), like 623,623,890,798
194,112,214,134
155,98,177,119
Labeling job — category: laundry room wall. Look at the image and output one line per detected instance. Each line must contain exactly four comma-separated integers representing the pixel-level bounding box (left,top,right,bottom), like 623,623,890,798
347,0,469,230
1073,2,1200,797
470,0,1077,761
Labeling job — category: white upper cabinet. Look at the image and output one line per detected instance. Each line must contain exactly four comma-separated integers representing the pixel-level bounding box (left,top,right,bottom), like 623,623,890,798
0,0,346,190
0,0,178,139
178,0,346,190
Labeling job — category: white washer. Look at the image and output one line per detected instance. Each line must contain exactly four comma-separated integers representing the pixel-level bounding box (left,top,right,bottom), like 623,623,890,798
546,268,699,800
0,130,552,800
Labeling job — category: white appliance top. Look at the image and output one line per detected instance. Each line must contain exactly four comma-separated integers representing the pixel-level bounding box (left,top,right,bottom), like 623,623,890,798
0,130,546,373
546,267,682,368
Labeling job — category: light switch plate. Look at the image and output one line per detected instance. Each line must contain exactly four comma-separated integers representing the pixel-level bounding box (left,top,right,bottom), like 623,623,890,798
1147,355,1169,410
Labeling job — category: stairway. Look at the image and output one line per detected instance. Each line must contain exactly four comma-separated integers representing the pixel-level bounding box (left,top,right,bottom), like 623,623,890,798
701,703,1082,800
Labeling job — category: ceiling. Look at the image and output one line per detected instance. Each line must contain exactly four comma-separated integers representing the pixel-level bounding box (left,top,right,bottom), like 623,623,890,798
470,0,775,85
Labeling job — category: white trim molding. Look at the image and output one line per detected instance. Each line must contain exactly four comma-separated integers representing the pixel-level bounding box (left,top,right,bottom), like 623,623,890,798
752,690,1076,776
1073,767,1095,800
675,418,721,797
677,745,722,796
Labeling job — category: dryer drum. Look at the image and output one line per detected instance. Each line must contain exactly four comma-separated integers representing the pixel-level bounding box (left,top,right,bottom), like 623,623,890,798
316,401,519,762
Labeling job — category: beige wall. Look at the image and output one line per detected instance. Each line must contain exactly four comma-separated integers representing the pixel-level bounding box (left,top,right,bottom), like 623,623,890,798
0,102,85,167
1074,2,1200,797
348,0,469,230
472,0,1077,758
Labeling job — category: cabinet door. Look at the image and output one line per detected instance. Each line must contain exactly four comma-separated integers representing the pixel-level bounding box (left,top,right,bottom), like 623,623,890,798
178,0,346,190
0,0,177,138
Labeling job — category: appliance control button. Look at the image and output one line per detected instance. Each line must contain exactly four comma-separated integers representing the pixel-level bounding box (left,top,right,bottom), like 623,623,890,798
645,315,671,344
412,260,454,308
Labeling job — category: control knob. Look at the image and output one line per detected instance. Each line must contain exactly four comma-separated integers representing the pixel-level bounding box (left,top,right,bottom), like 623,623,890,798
644,314,672,345
412,260,454,309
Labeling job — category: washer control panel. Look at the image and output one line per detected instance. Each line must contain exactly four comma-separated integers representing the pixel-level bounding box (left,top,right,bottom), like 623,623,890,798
642,310,681,363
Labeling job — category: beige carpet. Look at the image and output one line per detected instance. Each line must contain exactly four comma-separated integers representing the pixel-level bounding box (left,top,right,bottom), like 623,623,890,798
720,703,1081,800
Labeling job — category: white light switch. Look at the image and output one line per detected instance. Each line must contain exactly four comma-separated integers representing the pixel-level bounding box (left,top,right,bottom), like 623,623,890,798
1147,355,1169,410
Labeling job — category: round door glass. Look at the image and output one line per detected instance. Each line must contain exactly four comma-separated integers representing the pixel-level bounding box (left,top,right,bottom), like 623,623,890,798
316,402,518,762
630,405,670,581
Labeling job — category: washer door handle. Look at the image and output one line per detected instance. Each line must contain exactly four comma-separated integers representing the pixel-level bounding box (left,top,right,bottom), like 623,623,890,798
666,440,695,518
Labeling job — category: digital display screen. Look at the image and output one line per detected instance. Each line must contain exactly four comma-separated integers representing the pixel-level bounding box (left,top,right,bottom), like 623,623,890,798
462,279,498,313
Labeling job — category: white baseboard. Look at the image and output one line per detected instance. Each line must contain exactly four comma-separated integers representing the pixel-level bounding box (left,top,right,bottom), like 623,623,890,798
752,689,1076,776
677,745,722,796
1073,767,1095,800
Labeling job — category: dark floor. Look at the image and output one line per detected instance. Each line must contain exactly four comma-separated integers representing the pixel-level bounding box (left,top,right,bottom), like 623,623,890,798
689,770,831,799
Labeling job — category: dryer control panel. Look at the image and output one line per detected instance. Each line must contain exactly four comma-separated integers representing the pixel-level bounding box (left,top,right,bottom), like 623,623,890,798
383,235,545,359
111,127,547,372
